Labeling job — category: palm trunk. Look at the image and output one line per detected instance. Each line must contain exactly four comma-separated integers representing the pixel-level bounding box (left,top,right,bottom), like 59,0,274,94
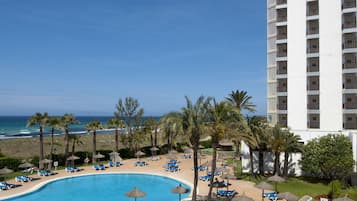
283,151,289,178
71,137,76,167
258,149,264,175
39,126,44,161
50,127,54,161
154,127,158,147
207,140,217,201
115,128,119,152
150,133,154,147
64,128,70,167
249,147,254,175
235,141,241,159
92,130,97,163
274,152,280,176
192,144,199,201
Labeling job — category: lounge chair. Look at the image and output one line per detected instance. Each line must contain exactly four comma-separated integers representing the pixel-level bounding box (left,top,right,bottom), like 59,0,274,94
15,175,33,182
93,165,100,171
99,164,105,170
135,161,147,166
183,153,192,159
208,170,223,176
115,161,121,167
0,181,17,189
38,170,55,176
108,161,114,167
263,192,277,201
216,190,237,197
197,165,207,171
199,175,211,181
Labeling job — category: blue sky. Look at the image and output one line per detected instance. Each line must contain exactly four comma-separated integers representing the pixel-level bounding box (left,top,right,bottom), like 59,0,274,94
0,0,266,116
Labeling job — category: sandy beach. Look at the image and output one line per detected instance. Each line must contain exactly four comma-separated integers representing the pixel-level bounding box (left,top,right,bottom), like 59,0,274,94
0,154,262,201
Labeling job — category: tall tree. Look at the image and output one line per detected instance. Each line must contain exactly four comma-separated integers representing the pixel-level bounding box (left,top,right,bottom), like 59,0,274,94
46,116,61,160
115,97,144,150
27,112,49,161
226,90,256,157
247,116,268,175
181,96,211,201
282,131,302,177
160,112,183,150
144,117,159,147
107,118,126,152
68,134,83,166
60,114,79,166
206,100,243,200
85,120,103,163
269,125,287,175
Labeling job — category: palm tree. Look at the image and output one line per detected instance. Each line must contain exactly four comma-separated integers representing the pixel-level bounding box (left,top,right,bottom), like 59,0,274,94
269,125,287,175
226,90,256,113
226,90,256,158
85,120,103,163
144,117,159,147
115,97,144,150
181,96,211,201
46,116,61,160
206,100,243,200
160,112,183,150
68,134,83,166
247,116,269,175
60,114,79,166
282,132,302,177
27,112,49,161
107,118,126,152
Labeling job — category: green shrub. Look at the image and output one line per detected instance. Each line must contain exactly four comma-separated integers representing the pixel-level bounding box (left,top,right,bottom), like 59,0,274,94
0,157,22,171
200,139,212,148
328,180,342,198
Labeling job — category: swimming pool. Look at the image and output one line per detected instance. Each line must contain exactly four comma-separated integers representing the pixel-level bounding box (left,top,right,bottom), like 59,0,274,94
4,174,191,201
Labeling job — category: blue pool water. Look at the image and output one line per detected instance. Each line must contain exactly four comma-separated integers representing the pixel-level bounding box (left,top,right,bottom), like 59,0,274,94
4,174,190,201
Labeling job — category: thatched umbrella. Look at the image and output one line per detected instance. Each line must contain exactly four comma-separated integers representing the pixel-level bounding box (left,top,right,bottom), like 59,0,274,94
168,150,178,155
183,147,193,153
18,162,34,169
66,155,80,167
125,186,146,201
39,159,53,169
232,193,254,201
171,184,189,201
278,192,299,201
135,151,146,161
150,147,159,157
167,154,178,160
255,181,274,201
333,195,355,201
109,151,120,163
93,152,105,163
267,174,286,192
0,167,13,181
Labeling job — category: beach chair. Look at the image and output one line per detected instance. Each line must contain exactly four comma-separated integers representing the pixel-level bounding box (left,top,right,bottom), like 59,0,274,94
197,165,207,171
66,167,75,173
115,161,121,167
217,190,236,197
93,165,100,171
263,192,277,201
99,164,105,170
183,153,192,159
108,161,114,167
15,175,33,182
0,181,16,189
199,175,211,181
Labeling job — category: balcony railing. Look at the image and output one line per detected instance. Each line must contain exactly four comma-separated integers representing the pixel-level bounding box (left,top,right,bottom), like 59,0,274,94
343,74,357,89
343,33,357,49
344,122,357,129
278,114,287,128
344,102,357,109
307,77,319,91
307,39,319,54
307,1,319,16
342,0,357,9
308,121,320,129
343,13,357,29
343,53,357,69
276,0,287,5
277,61,287,74
277,44,287,57
277,9,287,22
307,58,319,72
277,26,287,40
307,20,319,35
277,79,287,92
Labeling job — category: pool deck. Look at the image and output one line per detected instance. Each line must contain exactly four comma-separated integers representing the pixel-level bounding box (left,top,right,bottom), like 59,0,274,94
0,154,263,200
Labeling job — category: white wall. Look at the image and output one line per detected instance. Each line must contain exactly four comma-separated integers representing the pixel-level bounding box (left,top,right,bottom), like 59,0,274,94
319,0,343,131
287,0,307,130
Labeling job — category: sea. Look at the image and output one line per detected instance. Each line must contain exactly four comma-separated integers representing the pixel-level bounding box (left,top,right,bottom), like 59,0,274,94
0,116,160,140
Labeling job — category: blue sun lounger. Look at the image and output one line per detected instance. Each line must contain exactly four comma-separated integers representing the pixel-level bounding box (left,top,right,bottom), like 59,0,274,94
0,182,16,190
15,175,33,182
38,170,55,176
264,192,278,201
216,190,237,197
199,175,211,181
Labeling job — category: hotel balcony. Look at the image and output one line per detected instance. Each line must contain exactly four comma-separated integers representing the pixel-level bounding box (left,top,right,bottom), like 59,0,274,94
277,96,287,110
277,43,287,57
307,114,320,129
342,0,357,9
277,26,287,40
278,114,287,128
307,20,319,35
307,76,319,91
343,94,357,109
276,0,287,5
276,8,287,23
307,1,319,17
343,53,357,69
277,61,287,74
277,78,287,92
307,57,319,72
342,12,357,29
343,73,357,89
344,114,357,129
307,95,319,110
343,33,357,49
307,39,319,54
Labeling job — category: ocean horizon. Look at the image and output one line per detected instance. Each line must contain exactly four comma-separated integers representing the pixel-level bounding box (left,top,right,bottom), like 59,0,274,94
0,116,161,140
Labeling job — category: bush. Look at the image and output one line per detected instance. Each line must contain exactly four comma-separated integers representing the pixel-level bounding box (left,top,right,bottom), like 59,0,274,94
200,139,212,148
328,180,342,198
0,157,22,171
300,134,354,180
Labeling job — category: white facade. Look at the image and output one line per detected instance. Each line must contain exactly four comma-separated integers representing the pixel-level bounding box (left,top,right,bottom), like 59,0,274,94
263,0,357,175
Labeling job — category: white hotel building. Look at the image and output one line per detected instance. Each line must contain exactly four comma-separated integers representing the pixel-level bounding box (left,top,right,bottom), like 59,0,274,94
265,0,357,172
